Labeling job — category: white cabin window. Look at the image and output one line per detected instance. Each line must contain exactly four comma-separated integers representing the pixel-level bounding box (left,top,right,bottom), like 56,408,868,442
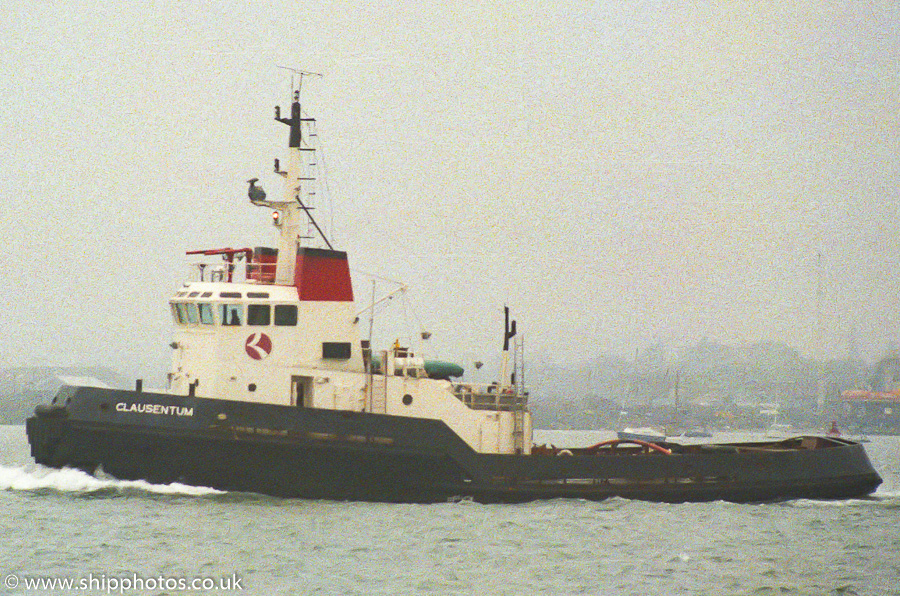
219,304,243,326
198,303,215,325
274,304,298,326
247,304,271,326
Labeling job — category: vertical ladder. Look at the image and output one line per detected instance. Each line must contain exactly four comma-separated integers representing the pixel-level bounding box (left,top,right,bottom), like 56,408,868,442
513,334,526,396
512,335,526,453
370,375,387,414
296,117,319,242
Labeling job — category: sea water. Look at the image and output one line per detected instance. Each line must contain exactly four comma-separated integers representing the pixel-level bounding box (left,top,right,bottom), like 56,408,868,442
1,425,898,596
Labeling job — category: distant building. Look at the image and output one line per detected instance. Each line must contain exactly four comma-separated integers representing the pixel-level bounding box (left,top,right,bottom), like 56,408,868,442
0,366,124,424
839,356,900,435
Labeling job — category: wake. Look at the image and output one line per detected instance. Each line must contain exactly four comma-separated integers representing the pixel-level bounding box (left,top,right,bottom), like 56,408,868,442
0,464,223,497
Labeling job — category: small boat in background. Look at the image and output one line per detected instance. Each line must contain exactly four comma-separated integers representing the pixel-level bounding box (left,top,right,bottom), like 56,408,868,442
765,424,793,438
827,421,870,443
681,428,713,438
618,427,667,443
761,405,793,438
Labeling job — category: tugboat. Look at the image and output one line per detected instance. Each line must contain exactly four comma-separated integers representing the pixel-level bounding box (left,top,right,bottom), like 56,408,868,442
26,82,882,503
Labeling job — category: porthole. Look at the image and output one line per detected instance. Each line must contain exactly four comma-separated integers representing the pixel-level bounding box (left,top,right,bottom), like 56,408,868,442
402,394,413,406
248,383,257,392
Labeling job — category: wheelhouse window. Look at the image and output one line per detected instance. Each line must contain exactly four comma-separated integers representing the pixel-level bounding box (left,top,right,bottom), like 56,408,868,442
171,304,185,325
198,303,215,325
247,304,271,326
172,303,201,326
184,303,199,325
219,303,243,326
274,304,298,326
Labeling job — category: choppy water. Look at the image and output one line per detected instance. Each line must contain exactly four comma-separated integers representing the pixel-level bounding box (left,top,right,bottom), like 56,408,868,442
1,425,898,596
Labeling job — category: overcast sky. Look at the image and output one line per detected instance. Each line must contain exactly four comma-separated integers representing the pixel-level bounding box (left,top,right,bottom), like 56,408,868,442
1,1,898,381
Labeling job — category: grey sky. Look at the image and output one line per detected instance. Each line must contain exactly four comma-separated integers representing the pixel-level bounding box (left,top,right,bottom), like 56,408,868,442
1,1,897,381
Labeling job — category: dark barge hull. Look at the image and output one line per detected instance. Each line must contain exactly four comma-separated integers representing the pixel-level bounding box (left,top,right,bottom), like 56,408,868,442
26,386,882,503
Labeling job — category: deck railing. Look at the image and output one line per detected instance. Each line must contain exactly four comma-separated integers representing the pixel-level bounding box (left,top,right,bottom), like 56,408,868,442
452,384,529,412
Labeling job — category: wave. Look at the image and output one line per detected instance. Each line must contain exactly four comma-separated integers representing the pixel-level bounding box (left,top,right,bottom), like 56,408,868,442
785,491,900,509
0,464,223,497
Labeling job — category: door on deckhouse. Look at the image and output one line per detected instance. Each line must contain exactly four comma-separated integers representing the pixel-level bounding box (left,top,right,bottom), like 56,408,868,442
291,376,313,407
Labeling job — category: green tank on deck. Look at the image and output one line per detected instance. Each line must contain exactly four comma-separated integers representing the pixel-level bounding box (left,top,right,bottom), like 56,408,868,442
423,360,464,380
370,357,464,380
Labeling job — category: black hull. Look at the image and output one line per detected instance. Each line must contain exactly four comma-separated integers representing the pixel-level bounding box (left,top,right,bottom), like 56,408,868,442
27,387,882,504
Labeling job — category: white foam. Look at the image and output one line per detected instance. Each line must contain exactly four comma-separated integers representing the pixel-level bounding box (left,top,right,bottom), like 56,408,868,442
0,465,223,496
787,491,900,508
873,489,900,499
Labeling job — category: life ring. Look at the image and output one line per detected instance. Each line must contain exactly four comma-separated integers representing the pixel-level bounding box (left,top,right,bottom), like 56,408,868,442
586,438,672,455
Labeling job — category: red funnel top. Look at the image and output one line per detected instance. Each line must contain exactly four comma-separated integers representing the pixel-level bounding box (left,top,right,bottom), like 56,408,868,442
293,247,354,301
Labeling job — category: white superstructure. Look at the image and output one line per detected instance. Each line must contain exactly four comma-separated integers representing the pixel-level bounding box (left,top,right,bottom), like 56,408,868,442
166,83,532,455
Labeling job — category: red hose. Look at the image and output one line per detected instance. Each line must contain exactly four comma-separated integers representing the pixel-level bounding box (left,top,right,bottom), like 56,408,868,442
587,438,672,455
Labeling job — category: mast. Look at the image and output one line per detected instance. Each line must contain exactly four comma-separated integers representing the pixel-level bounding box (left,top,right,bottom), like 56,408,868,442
264,70,326,286
815,250,826,415
499,306,517,389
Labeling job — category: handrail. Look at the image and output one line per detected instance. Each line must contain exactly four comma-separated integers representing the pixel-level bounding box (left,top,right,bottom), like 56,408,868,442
452,383,529,412
186,251,277,284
